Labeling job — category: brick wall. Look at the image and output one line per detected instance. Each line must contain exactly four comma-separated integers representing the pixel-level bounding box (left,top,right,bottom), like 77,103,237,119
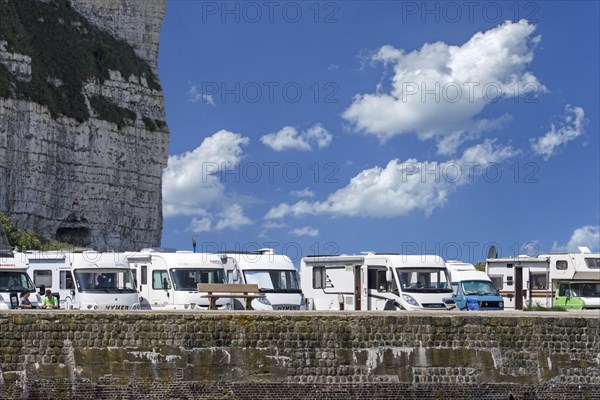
0,311,598,399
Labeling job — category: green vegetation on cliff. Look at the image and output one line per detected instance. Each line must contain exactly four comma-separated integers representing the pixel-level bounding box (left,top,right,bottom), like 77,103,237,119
0,213,72,251
89,95,137,130
0,0,159,125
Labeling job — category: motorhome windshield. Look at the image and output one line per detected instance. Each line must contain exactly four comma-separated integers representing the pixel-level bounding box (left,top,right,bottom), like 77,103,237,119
0,271,36,292
396,268,452,293
74,269,136,292
243,270,301,293
171,268,226,291
570,282,600,298
461,280,499,296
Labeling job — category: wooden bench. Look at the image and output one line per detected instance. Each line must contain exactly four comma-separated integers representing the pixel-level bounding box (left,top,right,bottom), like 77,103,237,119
197,283,265,310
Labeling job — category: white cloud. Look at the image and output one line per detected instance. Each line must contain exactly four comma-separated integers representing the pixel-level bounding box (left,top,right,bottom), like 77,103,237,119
290,188,315,198
188,217,212,233
343,20,544,154
163,130,253,233
290,226,320,237
163,130,249,218
262,221,286,229
530,105,586,159
214,204,252,231
187,84,215,106
552,226,600,252
260,124,332,151
265,139,518,219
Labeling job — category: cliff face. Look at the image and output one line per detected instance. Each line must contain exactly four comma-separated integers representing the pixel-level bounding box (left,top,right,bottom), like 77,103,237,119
0,0,169,251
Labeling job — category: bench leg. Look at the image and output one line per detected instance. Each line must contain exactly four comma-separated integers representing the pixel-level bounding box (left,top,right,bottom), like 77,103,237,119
209,298,217,310
245,298,253,310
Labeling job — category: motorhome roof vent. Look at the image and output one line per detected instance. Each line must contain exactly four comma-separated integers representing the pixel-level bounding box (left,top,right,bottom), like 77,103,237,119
258,248,275,255
578,246,592,254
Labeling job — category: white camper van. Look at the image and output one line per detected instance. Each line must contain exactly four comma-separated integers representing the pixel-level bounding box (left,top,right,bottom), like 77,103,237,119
0,225,41,309
127,249,230,310
217,249,305,310
26,250,140,310
0,251,41,309
445,261,503,311
301,253,454,311
486,247,600,310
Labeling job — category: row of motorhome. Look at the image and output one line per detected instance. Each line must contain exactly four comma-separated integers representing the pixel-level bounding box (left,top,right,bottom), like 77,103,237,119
0,244,303,311
1,221,597,312
486,247,600,310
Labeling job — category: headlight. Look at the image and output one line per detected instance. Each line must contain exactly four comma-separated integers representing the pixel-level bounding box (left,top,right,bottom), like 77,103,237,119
257,297,271,305
132,304,140,310
499,302,504,308
402,294,419,306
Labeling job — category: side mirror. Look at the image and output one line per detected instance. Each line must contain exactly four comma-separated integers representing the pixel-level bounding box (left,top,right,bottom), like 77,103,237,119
39,285,46,295
386,269,393,283
232,269,239,283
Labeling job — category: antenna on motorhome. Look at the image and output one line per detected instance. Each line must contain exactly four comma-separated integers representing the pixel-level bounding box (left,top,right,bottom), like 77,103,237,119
487,245,498,259
578,246,591,254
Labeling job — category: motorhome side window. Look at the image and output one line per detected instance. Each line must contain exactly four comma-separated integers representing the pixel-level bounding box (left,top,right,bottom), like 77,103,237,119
556,260,568,270
141,265,148,285
33,270,52,288
584,258,600,269
313,267,326,289
60,271,74,290
489,276,503,290
367,268,394,292
530,272,548,290
152,270,170,290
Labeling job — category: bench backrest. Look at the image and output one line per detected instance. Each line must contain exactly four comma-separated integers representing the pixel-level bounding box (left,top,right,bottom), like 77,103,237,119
197,283,260,294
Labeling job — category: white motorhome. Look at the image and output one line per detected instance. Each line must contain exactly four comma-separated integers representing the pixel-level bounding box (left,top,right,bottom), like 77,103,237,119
127,249,230,310
486,247,600,310
26,250,140,310
217,249,305,310
0,224,41,309
0,250,41,309
445,261,503,311
301,253,455,311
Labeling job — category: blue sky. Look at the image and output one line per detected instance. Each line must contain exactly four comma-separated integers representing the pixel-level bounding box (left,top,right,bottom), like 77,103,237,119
157,1,599,264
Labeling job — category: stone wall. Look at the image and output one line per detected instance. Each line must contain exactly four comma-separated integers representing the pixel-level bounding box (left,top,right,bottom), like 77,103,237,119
0,311,598,399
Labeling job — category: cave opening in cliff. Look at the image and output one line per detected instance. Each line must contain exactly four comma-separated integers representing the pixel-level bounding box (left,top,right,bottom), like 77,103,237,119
56,227,91,248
